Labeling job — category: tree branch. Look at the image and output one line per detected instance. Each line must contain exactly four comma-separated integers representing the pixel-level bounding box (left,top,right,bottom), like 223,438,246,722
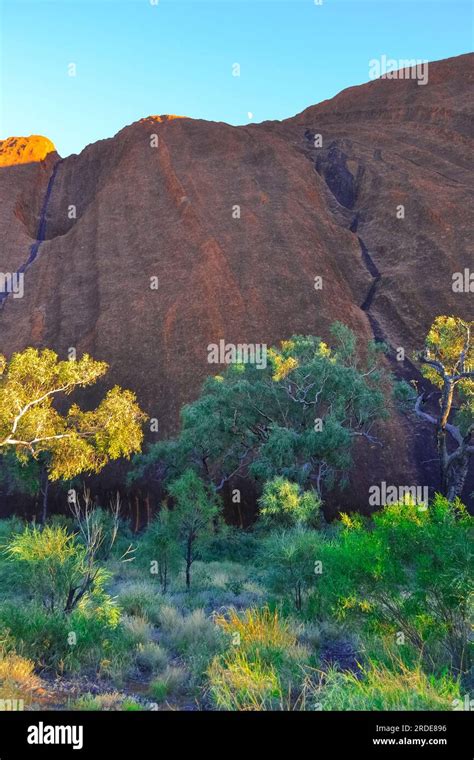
414,394,463,446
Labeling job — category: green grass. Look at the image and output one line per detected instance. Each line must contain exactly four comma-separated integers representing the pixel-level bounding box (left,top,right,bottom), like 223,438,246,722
208,607,310,710
135,642,169,674
115,581,165,624
72,692,145,711
148,666,186,702
319,661,461,711
156,605,224,676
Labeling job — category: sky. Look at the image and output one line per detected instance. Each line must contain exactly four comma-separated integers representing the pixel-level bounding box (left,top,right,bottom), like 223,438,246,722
0,0,472,157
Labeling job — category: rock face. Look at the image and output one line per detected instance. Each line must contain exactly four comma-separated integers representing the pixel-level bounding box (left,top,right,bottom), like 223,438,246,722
0,53,473,513
0,135,56,167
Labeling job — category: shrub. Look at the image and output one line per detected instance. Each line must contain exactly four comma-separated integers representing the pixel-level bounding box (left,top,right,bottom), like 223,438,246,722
258,478,321,528
260,527,322,612
148,679,168,702
122,615,152,646
213,606,296,651
5,525,113,615
200,527,259,563
320,497,473,676
0,517,25,546
116,581,163,623
157,606,223,675
0,649,42,706
190,560,254,594
122,698,145,711
135,642,169,674
167,470,222,589
138,507,181,592
0,602,129,675
73,503,130,563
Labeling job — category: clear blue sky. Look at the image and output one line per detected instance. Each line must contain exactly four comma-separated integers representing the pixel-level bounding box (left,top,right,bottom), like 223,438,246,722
0,0,472,157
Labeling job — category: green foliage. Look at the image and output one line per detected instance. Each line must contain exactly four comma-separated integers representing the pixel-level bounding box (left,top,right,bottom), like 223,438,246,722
419,315,474,450
0,516,25,546
0,452,40,496
320,661,460,711
208,607,308,710
319,496,473,675
148,678,169,702
148,666,185,702
260,527,322,612
199,525,259,563
208,649,284,710
410,316,474,501
258,477,321,528
72,692,144,711
130,325,390,498
167,469,222,588
116,581,164,624
0,348,146,481
135,642,169,674
0,480,469,713
156,605,224,675
0,602,128,674
5,525,115,616
138,506,181,592
420,316,473,395
393,379,417,411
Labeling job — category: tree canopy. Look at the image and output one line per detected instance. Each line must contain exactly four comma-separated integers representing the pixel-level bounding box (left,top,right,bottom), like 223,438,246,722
0,348,146,481
130,323,390,499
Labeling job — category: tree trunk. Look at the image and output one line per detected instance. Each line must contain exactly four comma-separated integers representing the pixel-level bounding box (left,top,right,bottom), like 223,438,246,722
185,537,193,590
40,465,49,525
295,581,302,612
160,558,168,594
134,495,140,532
236,501,244,529
445,454,470,502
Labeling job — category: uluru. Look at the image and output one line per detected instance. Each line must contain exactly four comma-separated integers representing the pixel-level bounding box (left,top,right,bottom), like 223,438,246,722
0,53,473,516
0,0,473,725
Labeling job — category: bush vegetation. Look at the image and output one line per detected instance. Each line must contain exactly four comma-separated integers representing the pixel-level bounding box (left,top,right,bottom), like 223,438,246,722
0,319,471,711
